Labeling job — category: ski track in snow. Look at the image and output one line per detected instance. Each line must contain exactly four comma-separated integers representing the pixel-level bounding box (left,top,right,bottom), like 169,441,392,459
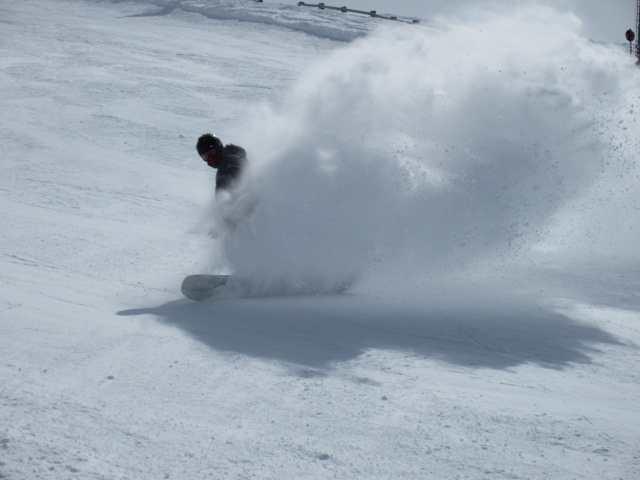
1,1,639,479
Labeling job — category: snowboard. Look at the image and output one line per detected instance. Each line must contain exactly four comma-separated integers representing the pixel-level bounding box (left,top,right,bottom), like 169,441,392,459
181,274,231,301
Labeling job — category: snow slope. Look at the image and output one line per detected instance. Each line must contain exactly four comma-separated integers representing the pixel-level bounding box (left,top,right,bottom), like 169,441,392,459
1,0,639,479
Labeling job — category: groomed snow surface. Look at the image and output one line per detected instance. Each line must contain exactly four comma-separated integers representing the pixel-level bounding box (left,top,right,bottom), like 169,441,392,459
1,0,639,479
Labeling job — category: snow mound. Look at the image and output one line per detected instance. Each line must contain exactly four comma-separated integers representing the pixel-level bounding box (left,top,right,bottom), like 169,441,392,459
112,0,377,41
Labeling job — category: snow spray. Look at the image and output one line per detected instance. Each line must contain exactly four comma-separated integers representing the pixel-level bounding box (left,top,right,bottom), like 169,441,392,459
217,5,640,296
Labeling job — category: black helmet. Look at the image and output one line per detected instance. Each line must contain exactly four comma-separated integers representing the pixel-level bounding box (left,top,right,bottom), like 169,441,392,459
196,133,223,156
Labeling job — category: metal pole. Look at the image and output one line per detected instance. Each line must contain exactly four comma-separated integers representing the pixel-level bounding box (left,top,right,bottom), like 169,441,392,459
297,2,420,24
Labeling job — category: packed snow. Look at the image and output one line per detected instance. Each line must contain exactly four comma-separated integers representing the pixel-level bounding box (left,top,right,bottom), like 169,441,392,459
1,0,639,479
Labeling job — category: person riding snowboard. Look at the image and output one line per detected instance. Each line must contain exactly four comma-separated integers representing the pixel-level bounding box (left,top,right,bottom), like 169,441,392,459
196,133,253,233
196,133,248,195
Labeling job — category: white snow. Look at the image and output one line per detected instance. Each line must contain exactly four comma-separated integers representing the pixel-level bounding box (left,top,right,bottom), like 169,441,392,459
1,1,639,479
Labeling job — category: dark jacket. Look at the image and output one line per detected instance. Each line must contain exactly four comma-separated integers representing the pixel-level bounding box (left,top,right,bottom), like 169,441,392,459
208,144,248,193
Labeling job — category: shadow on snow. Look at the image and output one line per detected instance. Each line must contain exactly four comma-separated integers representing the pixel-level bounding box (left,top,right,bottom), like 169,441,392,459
117,293,623,371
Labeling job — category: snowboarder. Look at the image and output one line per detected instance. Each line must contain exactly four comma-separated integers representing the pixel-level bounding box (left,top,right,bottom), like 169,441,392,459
196,133,248,195
196,133,254,234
